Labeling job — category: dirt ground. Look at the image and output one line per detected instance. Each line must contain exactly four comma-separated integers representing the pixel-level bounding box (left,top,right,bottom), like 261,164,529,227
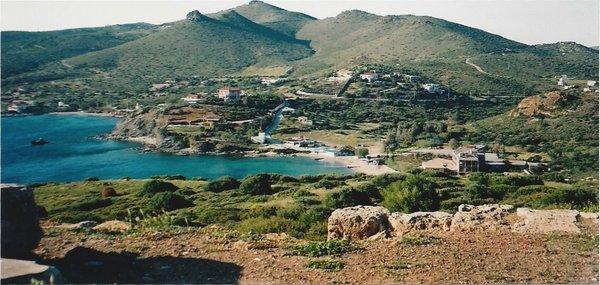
32,223,599,284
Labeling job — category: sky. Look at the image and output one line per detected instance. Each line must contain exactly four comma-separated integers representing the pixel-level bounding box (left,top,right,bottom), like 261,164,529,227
1,0,598,47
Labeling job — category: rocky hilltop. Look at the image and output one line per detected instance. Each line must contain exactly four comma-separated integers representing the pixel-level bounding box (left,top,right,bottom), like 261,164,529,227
328,204,599,240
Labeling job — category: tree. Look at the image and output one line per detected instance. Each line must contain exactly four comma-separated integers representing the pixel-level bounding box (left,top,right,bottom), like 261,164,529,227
449,138,460,149
381,175,440,212
357,148,369,158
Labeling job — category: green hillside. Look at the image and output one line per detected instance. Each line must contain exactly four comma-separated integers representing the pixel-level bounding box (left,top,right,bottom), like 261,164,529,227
19,10,314,90
1,23,156,78
227,0,316,36
1,1,597,96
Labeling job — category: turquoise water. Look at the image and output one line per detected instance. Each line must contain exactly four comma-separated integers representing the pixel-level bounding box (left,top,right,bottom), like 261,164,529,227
1,114,352,184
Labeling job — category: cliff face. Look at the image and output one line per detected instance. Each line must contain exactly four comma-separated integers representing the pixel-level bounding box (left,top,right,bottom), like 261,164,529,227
111,109,166,141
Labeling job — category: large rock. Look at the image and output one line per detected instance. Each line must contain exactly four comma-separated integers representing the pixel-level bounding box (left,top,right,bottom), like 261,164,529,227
1,258,62,284
57,221,98,230
512,208,581,234
92,220,131,233
327,206,390,240
1,184,43,258
450,204,514,231
388,211,453,236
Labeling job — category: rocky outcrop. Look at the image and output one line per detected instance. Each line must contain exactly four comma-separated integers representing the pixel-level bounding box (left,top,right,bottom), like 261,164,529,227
327,206,390,240
388,211,453,236
512,208,581,234
1,184,43,258
57,221,98,230
327,204,596,240
510,91,571,118
450,204,514,231
1,258,62,284
93,220,131,233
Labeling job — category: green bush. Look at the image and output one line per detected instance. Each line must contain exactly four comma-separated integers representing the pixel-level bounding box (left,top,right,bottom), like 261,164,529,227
323,186,373,209
239,174,272,195
371,173,406,188
306,259,345,271
69,198,112,211
381,175,440,213
236,216,293,234
289,240,357,257
148,192,193,212
314,179,343,189
203,176,240,192
541,187,598,208
139,180,178,196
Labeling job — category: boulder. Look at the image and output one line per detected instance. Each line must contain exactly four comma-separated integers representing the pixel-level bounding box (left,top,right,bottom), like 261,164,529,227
1,184,43,258
512,208,581,234
1,258,62,284
450,204,514,231
389,211,453,236
327,206,390,240
579,212,599,220
92,220,131,233
57,221,98,230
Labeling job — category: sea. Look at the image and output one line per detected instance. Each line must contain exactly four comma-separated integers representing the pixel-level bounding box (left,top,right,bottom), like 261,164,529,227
0,114,352,184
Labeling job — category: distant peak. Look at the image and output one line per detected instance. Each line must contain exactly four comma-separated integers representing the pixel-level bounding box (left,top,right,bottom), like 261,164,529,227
186,10,209,22
337,10,377,19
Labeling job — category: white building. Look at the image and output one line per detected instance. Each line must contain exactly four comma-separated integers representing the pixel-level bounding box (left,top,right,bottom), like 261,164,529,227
57,101,69,108
218,87,242,102
557,75,568,86
297,116,313,126
360,72,379,83
422,83,443,94
181,94,200,104
587,80,598,87
261,78,283,85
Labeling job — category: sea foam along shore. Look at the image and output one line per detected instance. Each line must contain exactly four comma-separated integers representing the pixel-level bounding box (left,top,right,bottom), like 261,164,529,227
49,111,115,117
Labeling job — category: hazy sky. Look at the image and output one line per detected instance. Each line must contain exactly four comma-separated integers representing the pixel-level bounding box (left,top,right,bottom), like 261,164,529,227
1,0,598,47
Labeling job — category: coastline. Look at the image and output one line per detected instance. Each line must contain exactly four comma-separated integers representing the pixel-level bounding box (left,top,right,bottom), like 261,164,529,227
49,111,116,117
301,152,397,176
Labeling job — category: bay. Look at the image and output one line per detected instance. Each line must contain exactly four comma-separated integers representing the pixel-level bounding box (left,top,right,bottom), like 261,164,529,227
0,114,352,184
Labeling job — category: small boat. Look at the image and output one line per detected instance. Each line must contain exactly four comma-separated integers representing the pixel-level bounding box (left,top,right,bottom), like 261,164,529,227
31,138,49,146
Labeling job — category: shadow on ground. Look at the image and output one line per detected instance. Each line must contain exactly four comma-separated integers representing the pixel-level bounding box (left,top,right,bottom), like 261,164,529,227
43,246,242,284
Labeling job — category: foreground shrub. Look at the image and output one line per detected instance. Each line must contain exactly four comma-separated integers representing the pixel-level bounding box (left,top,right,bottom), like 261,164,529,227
306,259,345,271
381,175,440,213
69,198,112,211
239,174,272,195
203,176,240,192
148,192,193,212
289,240,358,257
100,187,117,198
139,180,178,196
236,216,292,234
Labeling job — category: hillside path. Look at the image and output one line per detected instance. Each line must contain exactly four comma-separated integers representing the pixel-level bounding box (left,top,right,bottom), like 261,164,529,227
465,57,488,74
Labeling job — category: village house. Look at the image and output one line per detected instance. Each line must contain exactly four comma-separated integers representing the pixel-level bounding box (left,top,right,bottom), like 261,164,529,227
149,83,170,92
420,146,518,175
359,72,379,83
218,87,242,102
557,75,568,86
181,94,200,104
7,100,32,113
297,116,313,126
422,83,443,94
403,74,420,82
57,101,70,110
261,78,283,85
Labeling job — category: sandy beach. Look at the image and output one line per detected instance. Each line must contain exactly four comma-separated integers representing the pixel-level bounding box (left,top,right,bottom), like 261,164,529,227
303,152,397,176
